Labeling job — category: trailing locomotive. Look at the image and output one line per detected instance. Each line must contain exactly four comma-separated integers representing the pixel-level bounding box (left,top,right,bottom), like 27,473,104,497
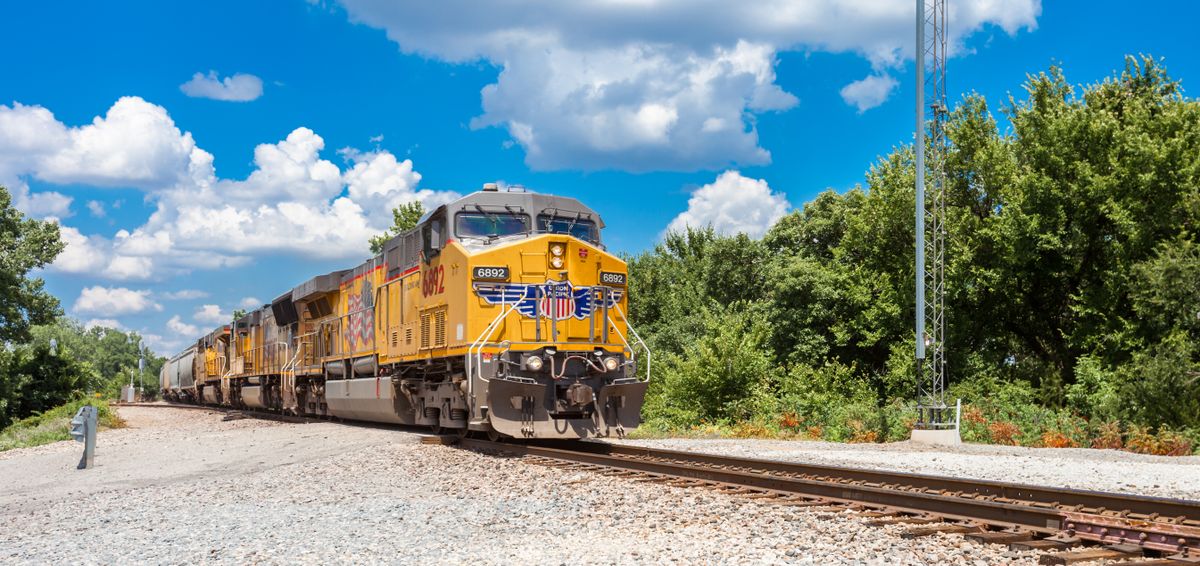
161,184,649,439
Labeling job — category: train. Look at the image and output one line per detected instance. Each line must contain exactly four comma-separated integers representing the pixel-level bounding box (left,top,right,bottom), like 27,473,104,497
160,184,650,439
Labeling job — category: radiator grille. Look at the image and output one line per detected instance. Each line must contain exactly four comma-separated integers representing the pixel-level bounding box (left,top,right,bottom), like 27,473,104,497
420,308,448,349
420,312,431,349
434,309,447,347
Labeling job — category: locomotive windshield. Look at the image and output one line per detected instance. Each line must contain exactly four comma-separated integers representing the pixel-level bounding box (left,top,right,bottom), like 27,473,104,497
537,214,598,243
456,212,530,240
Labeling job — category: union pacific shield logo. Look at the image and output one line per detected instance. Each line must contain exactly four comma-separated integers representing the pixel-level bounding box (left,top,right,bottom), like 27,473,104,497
474,280,623,321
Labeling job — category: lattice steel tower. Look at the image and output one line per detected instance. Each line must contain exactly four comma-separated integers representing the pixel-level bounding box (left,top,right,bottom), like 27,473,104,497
915,0,948,427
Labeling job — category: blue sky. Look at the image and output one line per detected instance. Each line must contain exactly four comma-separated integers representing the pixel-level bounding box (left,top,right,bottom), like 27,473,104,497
1,0,1196,355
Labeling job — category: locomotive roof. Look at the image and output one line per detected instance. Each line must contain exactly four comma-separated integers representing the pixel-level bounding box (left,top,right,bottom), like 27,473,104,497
425,190,605,228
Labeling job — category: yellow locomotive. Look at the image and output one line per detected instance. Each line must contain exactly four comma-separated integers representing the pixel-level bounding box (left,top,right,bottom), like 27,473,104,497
161,184,650,439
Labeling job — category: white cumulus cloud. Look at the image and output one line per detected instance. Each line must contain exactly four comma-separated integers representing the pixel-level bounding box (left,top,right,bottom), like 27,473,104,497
0,97,461,281
9,183,72,218
166,315,200,336
666,170,790,238
180,71,264,102
74,286,162,317
840,73,900,113
83,318,123,330
338,0,1040,171
162,289,208,300
194,304,231,325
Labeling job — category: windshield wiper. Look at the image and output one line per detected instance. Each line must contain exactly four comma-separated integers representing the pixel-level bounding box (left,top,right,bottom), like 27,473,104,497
564,211,584,239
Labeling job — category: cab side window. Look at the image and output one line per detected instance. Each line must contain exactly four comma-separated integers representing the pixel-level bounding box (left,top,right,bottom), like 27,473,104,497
422,211,446,262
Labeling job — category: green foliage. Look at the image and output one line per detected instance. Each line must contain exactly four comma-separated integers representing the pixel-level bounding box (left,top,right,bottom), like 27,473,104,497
0,398,124,452
370,200,426,254
1117,331,1200,430
630,56,1200,452
0,186,64,344
643,304,774,428
0,344,100,429
0,319,164,428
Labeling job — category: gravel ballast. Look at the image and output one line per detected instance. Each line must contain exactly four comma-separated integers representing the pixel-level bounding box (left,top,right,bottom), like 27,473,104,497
615,437,1200,500
0,406,1057,564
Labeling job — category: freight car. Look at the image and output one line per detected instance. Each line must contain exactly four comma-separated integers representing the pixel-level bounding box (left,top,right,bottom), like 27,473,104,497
161,184,650,439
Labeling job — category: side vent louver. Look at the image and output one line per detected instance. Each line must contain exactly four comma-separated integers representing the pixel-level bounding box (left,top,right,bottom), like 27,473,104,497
434,309,447,347
420,312,431,349
419,307,448,350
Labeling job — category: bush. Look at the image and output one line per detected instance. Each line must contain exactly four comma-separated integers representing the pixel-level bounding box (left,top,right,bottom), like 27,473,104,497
0,345,102,429
642,304,776,429
1118,332,1200,430
0,398,125,452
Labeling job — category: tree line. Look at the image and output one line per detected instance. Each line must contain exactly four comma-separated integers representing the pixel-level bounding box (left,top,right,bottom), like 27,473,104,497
0,187,164,429
627,57,1200,451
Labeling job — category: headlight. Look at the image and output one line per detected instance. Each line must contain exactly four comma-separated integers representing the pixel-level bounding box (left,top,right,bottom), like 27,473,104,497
603,357,619,371
525,356,544,371
550,256,564,269
550,244,564,256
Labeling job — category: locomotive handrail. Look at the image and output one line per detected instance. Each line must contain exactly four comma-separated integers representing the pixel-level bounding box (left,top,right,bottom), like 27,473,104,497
467,287,531,422
611,303,651,383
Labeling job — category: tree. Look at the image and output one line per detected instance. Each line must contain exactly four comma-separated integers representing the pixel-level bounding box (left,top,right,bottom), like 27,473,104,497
631,55,1200,435
369,201,426,254
0,186,64,343
28,319,165,399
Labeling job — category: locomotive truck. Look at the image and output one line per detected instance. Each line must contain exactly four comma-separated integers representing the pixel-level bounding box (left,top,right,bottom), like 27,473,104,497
161,184,650,439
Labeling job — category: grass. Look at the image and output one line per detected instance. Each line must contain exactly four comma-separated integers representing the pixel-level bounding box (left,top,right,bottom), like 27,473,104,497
0,397,125,452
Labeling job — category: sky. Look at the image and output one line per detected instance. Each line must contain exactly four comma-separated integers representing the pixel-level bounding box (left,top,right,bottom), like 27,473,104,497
1,0,1197,355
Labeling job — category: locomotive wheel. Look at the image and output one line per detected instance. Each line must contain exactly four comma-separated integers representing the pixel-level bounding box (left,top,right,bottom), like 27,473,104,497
429,422,442,435
487,427,501,442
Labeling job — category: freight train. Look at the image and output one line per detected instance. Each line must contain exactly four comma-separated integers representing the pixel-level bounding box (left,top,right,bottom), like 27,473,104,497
160,184,650,439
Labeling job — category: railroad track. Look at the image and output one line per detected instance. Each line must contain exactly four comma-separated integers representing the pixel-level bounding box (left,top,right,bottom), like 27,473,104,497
121,404,1200,563
460,438,1200,564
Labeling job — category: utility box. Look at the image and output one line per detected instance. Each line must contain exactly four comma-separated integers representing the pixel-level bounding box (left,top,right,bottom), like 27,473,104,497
120,385,136,403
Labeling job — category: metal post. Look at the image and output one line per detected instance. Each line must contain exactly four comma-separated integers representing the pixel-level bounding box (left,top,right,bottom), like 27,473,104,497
70,406,96,469
912,0,958,444
915,0,926,361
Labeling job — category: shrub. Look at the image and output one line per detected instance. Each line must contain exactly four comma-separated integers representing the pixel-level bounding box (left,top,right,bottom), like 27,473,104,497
847,420,879,443
0,398,125,452
1126,425,1196,456
1040,430,1078,448
1091,421,1124,450
642,304,775,428
988,421,1021,445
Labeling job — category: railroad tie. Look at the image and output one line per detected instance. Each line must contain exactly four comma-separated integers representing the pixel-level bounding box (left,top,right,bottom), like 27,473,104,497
743,492,785,500
902,524,983,538
1010,537,1081,552
866,516,939,527
771,498,830,508
856,511,897,518
1037,546,1140,565
966,531,1036,545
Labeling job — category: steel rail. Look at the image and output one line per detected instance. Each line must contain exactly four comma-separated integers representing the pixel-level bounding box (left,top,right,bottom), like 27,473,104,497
460,438,1200,555
569,442,1200,522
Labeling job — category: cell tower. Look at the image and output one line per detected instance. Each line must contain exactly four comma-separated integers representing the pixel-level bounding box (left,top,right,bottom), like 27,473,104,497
914,0,949,430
